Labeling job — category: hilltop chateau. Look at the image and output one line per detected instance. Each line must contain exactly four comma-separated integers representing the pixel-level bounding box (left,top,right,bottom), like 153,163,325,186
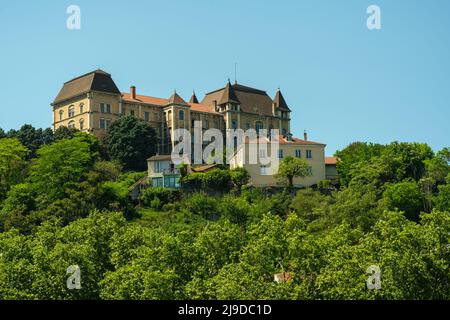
52,69,292,154
52,69,336,187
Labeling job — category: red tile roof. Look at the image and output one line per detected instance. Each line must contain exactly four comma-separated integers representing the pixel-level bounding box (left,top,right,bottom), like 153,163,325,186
121,92,219,115
325,156,338,165
280,136,325,146
245,135,325,146
189,103,220,114
121,93,168,106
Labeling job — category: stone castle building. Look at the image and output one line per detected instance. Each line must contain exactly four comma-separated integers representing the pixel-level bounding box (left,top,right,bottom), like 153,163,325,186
52,69,292,154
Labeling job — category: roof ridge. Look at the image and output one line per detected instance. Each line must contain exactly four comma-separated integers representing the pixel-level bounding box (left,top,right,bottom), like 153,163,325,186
64,69,110,84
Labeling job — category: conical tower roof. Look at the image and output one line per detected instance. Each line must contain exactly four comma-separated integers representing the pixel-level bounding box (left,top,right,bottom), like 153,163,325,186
218,80,240,105
189,91,199,104
273,89,291,111
168,90,187,105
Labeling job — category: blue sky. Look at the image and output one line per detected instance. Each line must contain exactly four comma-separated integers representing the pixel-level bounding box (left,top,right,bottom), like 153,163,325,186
0,0,449,155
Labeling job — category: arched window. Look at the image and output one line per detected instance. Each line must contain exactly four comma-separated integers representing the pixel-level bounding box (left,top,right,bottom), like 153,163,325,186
79,103,84,114
79,118,84,130
68,105,75,118
59,110,64,121
68,120,75,129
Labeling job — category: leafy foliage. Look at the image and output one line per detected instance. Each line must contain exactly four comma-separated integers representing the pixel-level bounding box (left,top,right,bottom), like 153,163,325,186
105,116,157,171
0,124,449,300
277,156,311,187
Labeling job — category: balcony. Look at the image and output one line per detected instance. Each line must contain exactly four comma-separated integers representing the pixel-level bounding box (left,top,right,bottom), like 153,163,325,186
162,168,180,175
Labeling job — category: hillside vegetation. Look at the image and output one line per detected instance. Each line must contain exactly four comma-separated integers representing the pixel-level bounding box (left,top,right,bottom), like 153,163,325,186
0,123,449,299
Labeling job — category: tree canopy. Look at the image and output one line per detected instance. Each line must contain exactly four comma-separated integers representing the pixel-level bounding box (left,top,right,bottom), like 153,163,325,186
105,116,157,171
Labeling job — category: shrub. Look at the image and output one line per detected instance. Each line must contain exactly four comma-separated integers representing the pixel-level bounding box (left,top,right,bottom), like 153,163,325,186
182,169,232,191
140,188,181,210
184,192,219,219
219,195,250,225
230,167,250,191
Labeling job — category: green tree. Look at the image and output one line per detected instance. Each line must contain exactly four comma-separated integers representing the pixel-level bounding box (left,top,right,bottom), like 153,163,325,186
335,142,385,186
105,115,157,171
53,126,79,141
276,156,311,187
382,180,423,221
290,188,329,222
230,167,250,192
11,125,53,154
0,138,29,201
28,135,97,202
433,183,450,211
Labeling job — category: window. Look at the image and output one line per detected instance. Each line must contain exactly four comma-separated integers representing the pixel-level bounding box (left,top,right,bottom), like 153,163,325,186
245,123,250,130
255,121,263,133
68,106,75,118
144,111,150,122
306,150,312,159
295,149,301,158
99,118,106,129
164,176,178,188
278,149,284,159
68,120,75,129
204,120,209,129
106,119,112,128
121,107,126,115
179,110,184,120
59,110,63,121
79,103,84,114
100,103,105,113
152,177,163,187
130,110,135,116
79,119,84,130
307,166,313,175
259,149,266,159
106,104,111,113
260,165,270,176
232,120,238,129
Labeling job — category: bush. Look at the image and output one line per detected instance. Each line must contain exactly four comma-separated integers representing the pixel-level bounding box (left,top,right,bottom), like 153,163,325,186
140,188,181,210
219,195,250,225
182,169,232,191
230,167,250,191
184,192,219,219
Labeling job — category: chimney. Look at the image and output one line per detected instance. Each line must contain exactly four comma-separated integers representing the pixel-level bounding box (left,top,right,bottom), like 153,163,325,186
304,130,308,141
130,86,136,99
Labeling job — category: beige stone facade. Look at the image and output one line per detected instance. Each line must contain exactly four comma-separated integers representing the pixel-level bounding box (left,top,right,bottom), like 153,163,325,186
52,70,292,154
230,135,327,187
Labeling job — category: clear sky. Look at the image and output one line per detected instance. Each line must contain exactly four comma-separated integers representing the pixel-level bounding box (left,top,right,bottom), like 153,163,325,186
0,0,449,155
